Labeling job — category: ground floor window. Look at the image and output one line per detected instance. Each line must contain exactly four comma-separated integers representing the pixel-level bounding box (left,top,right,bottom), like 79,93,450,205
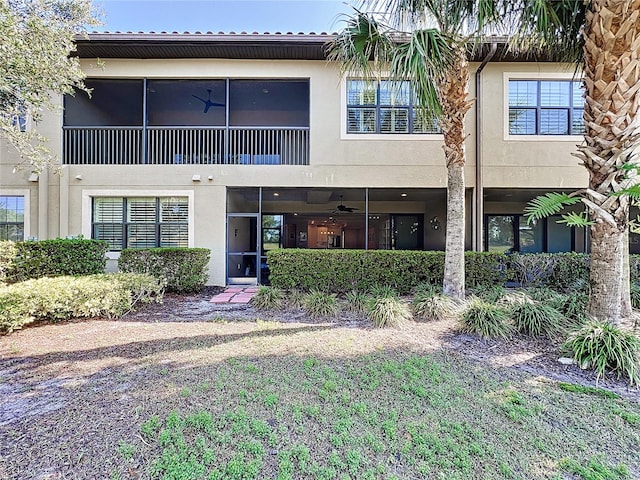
485,214,574,253
0,195,25,241
92,196,188,250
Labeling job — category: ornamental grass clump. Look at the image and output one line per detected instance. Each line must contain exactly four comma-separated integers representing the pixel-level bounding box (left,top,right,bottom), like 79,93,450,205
412,289,460,322
251,286,283,311
460,298,512,340
303,290,339,319
564,320,639,385
509,299,566,337
551,292,589,328
368,296,412,328
285,289,306,310
369,284,399,299
345,290,369,314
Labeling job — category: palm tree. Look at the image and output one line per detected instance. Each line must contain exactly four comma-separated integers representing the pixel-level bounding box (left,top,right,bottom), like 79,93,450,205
327,1,500,299
517,0,640,323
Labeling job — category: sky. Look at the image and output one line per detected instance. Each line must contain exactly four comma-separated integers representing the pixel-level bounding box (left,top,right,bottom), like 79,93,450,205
92,0,357,33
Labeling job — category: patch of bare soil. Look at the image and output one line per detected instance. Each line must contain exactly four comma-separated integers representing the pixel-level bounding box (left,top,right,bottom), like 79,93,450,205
0,290,638,479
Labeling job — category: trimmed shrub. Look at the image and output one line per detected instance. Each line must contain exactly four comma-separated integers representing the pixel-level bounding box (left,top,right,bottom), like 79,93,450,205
251,286,283,310
0,273,165,334
509,253,589,291
369,284,398,298
564,320,639,385
119,248,210,293
10,238,108,281
460,298,513,340
368,297,412,328
303,290,339,319
267,250,509,294
0,241,17,284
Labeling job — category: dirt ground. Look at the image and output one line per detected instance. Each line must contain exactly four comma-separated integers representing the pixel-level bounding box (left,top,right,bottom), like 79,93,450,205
0,288,638,479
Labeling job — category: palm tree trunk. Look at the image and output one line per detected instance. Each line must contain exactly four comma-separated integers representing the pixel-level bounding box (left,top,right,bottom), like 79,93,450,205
577,0,640,324
439,51,474,299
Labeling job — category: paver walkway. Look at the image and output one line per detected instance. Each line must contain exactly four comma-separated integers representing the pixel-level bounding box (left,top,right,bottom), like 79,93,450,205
210,286,258,304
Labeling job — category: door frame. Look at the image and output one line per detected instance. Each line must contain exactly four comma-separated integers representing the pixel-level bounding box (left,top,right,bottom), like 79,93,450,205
226,213,261,285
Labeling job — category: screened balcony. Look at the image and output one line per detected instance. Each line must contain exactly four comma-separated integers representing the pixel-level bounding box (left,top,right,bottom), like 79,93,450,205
63,78,310,166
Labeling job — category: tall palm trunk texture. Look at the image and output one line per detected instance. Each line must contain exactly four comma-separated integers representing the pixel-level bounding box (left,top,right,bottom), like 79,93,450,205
440,52,474,299
577,0,640,323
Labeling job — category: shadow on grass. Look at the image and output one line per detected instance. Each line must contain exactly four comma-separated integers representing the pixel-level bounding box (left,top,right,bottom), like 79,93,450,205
0,324,335,369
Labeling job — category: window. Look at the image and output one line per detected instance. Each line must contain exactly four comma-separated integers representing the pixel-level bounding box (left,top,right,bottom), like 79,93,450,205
346,79,439,134
508,80,584,135
0,196,25,241
485,214,574,253
92,197,188,250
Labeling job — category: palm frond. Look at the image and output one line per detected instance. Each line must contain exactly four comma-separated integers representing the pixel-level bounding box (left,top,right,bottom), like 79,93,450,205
389,28,455,116
558,211,593,228
506,0,585,66
611,184,640,200
325,10,395,79
523,192,582,223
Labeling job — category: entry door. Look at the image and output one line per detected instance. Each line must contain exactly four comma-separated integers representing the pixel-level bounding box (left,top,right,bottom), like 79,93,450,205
392,214,424,250
227,214,259,285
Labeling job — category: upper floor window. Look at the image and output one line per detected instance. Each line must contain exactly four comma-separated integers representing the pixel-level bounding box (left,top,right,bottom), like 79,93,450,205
346,79,440,134
0,195,25,241
92,196,188,250
508,80,584,135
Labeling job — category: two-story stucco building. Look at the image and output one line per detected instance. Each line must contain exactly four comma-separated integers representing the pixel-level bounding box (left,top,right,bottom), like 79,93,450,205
0,32,597,286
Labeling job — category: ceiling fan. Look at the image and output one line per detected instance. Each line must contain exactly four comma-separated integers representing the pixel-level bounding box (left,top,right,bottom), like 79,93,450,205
332,195,359,214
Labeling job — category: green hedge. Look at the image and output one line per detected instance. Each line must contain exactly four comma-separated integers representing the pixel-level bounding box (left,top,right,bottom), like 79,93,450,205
0,241,17,284
0,273,165,334
267,249,640,293
7,238,108,282
118,247,210,293
267,250,509,294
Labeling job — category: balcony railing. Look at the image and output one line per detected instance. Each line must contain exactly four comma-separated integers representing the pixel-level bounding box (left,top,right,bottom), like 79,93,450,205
63,126,310,166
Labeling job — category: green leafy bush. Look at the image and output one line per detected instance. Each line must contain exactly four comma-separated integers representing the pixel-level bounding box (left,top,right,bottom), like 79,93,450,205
460,298,512,340
9,238,108,281
0,241,17,284
251,286,283,310
0,273,165,334
368,297,412,328
119,248,210,293
303,290,339,319
564,320,639,385
267,250,509,294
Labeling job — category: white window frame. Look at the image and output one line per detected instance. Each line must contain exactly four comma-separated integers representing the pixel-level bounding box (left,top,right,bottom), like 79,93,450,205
82,190,195,260
504,71,584,142
0,189,30,240
340,76,444,141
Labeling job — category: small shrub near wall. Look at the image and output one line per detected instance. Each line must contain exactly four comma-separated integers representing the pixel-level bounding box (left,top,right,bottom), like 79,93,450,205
10,238,108,281
0,273,165,334
267,250,509,294
0,241,17,284
118,248,210,293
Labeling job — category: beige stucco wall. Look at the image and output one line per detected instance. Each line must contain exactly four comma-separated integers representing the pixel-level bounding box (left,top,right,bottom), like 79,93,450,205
0,56,591,285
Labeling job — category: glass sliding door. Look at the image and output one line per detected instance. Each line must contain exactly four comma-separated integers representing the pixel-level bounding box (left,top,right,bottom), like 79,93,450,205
227,214,259,285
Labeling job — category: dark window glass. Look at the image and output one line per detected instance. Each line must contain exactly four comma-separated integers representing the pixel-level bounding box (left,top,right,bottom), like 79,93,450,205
147,80,226,126
487,216,515,253
229,80,309,127
547,217,573,253
519,217,544,253
347,79,440,134
0,196,25,241
64,79,143,126
508,80,584,135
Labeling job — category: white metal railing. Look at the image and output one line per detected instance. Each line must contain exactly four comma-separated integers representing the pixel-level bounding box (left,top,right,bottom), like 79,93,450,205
63,126,309,165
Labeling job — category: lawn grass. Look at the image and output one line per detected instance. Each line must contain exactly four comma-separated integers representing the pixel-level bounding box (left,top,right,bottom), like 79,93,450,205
113,351,640,480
